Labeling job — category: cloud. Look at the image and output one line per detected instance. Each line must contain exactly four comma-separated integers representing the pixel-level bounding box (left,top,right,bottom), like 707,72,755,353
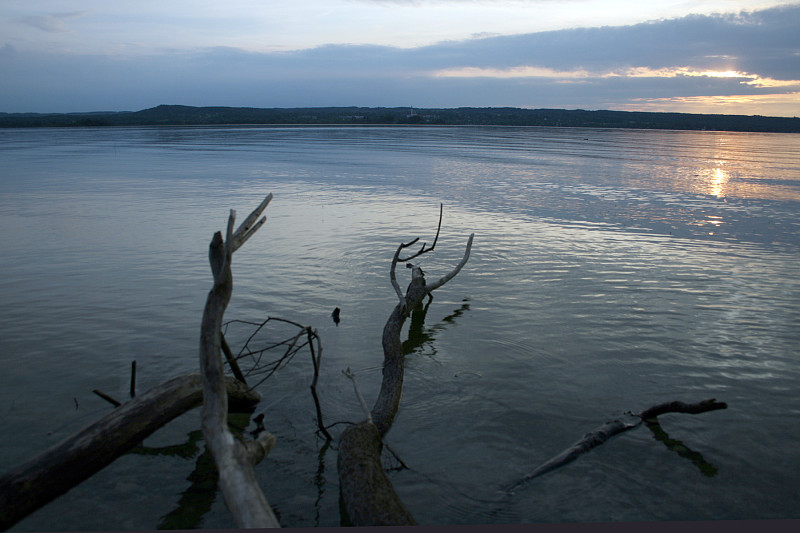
430,65,800,92
1,4,798,116
244,4,800,83
411,4,800,80
15,12,85,33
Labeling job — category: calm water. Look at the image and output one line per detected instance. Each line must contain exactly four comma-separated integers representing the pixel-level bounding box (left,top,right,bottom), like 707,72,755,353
1,125,799,529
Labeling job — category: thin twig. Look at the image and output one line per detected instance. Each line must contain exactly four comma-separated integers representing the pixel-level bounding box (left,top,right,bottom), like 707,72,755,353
308,327,333,441
389,203,445,309
220,332,247,385
92,389,121,408
397,203,443,263
343,368,372,423
383,441,410,470
390,245,407,309
129,361,136,398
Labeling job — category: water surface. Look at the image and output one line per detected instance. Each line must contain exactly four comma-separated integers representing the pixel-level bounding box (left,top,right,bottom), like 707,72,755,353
1,125,799,529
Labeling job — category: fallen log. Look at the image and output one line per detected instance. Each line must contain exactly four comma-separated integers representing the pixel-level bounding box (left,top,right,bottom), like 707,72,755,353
0,373,260,532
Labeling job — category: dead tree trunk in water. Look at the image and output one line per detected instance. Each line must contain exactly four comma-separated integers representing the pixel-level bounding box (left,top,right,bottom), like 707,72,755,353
0,374,260,532
338,207,474,526
199,193,281,528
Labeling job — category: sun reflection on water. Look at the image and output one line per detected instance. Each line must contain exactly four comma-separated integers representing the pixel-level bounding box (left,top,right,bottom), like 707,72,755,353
710,166,729,197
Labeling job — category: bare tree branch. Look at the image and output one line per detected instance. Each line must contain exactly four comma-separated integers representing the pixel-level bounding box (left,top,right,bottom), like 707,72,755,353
389,203,445,310
426,232,475,292
308,328,332,441
397,203,443,263
200,195,280,529
222,317,331,441
389,245,408,309
232,193,272,252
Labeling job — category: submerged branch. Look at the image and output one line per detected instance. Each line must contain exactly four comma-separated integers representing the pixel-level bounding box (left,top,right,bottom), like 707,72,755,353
508,398,727,491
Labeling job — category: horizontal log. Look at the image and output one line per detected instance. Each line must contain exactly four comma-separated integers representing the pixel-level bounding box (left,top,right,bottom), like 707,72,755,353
0,373,260,532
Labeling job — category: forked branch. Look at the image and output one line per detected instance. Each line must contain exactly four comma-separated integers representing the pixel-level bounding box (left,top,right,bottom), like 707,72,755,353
199,193,280,529
397,203,443,263
338,204,474,526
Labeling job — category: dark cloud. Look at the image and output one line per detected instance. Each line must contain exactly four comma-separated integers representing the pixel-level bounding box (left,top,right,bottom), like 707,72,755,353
404,4,800,79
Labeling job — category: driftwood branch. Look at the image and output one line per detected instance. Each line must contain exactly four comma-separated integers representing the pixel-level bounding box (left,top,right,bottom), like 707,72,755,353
639,398,727,420
338,208,474,526
426,233,475,292
0,374,260,532
508,398,728,491
507,415,641,490
199,193,280,529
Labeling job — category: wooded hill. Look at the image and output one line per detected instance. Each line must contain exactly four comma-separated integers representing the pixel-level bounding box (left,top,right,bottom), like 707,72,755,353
2,104,799,133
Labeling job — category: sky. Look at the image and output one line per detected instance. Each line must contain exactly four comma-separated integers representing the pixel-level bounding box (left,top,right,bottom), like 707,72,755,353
1,1,799,117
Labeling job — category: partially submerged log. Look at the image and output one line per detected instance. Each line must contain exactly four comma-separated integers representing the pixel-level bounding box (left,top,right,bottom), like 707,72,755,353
337,208,474,526
0,374,260,532
507,398,727,491
639,398,727,421
199,193,281,528
337,421,416,526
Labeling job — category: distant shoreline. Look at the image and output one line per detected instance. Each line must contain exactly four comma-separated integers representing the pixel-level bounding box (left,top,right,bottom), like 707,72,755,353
2,104,798,133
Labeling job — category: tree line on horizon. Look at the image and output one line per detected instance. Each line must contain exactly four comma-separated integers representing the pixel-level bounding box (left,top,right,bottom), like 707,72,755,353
1,104,798,133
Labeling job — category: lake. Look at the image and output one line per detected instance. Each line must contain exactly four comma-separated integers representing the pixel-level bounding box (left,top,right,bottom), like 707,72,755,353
1,125,799,529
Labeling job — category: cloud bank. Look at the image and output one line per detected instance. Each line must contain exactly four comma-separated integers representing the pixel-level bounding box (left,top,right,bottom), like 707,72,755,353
1,4,798,115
